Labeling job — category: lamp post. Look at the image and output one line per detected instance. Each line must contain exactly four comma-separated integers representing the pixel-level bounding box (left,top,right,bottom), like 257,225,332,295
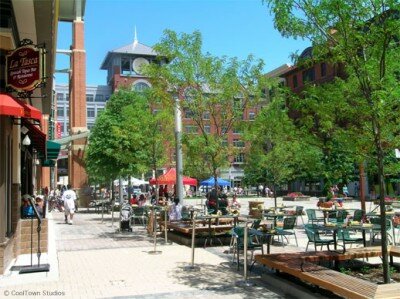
174,97,183,203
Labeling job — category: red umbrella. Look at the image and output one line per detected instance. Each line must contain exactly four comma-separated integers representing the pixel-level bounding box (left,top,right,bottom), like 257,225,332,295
149,168,197,186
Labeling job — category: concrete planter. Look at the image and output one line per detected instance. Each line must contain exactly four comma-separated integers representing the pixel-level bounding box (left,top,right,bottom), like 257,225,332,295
282,195,311,201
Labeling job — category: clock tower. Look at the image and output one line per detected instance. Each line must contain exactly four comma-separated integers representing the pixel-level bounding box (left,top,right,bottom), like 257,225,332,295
100,30,162,92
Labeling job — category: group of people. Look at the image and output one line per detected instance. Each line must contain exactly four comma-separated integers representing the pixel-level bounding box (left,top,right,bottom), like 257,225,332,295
205,187,241,215
21,184,77,225
21,195,44,218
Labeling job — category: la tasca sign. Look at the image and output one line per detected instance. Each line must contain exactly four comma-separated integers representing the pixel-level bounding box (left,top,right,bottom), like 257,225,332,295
6,45,44,92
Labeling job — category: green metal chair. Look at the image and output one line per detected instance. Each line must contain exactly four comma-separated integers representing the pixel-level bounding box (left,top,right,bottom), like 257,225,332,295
231,226,264,270
306,209,325,225
275,216,298,247
304,224,335,251
352,209,364,222
337,227,363,250
370,217,394,244
131,207,147,227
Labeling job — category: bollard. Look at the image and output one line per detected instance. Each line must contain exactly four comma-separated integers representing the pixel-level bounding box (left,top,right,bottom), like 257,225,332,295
111,202,115,227
163,207,172,245
101,202,104,223
236,224,254,287
148,208,162,254
184,210,199,271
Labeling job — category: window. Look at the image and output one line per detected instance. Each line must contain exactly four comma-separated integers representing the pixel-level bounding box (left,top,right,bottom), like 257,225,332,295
87,108,95,118
65,95,69,102
185,125,197,134
293,74,298,88
321,63,327,77
249,112,255,121
133,82,150,92
302,68,315,83
233,128,242,134
234,153,245,163
66,108,69,117
184,88,196,103
204,125,211,134
87,123,95,130
153,109,160,115
57,107,64,117
121,57,131,75
95,94,104,102
57,93,64,102
185,109,195,119
86,94,94,102
221,126,228,134
203,112,210,120
233,139,245,148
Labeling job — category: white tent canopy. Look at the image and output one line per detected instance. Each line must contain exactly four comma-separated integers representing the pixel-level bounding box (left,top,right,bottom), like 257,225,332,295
113,177,149,186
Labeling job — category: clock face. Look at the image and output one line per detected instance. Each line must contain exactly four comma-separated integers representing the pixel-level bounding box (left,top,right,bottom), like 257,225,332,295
132,57,149,74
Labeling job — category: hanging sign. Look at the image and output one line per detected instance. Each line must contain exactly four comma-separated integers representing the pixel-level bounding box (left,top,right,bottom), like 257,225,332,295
6,44,44,92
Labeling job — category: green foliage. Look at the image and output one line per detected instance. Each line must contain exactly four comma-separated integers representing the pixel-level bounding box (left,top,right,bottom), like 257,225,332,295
339,267,351,275
244,90,323,187
145,30,267,180
85,89,172,183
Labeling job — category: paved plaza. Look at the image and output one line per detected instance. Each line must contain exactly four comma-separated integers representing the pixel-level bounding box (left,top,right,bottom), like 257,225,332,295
0,197,381,298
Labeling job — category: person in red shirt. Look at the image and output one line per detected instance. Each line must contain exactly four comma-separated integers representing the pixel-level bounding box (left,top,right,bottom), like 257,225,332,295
130,194,138,205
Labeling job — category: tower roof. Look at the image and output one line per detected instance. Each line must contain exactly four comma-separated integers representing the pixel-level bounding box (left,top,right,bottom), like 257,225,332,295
100,40,158,70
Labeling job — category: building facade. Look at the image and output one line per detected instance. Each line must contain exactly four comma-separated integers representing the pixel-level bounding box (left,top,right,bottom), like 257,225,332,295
0,0,85,274
55,84,111,137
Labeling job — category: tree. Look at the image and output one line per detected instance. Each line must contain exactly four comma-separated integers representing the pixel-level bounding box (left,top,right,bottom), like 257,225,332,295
145,30,267,197
263,0,400,283
85,89,171,190
244,89,323,206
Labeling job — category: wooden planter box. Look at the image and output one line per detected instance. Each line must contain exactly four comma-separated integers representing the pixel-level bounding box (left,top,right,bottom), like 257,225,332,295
282,195,311,201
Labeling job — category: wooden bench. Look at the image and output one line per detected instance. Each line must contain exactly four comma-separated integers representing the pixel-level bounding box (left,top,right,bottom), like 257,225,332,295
255,246,400,299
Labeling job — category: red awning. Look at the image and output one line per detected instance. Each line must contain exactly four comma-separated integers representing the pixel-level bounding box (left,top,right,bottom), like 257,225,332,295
22,119,46,157
14,98,42,121
149,168,197,186
0,93,25,117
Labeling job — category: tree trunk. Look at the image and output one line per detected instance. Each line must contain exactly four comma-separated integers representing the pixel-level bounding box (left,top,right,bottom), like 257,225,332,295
374,121,390,283
359,163,366,212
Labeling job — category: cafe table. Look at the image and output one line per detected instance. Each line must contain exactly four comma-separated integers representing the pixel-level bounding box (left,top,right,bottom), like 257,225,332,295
263,211,288,227
197,214,238,247
317,222,373,252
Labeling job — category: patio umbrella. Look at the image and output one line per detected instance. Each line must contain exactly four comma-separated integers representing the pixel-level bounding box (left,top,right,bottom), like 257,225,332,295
149,168,197,186
200,177,230,187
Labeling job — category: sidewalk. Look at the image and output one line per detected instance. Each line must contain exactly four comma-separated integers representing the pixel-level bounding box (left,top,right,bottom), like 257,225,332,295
0,197,365,298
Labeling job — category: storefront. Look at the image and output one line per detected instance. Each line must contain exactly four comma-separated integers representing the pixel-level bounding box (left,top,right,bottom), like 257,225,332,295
0,0,59,274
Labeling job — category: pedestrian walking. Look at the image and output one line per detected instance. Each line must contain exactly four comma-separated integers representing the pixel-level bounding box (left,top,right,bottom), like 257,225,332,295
62,184,77,225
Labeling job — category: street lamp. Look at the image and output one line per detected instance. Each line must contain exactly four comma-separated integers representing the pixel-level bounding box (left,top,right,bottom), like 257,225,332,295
174,96,184,202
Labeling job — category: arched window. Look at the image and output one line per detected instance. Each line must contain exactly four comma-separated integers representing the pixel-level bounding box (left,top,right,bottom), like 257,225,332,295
133,81,150,92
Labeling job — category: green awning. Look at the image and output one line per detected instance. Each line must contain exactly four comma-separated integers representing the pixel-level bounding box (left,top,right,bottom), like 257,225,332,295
38,140,61,160
42,159,56,167
46,140,61,159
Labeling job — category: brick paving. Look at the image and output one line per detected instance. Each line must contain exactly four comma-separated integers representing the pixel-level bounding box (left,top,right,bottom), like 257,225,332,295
0,196,371,298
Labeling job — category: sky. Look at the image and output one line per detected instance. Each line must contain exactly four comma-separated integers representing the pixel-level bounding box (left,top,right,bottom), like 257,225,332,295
55,0,310,86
